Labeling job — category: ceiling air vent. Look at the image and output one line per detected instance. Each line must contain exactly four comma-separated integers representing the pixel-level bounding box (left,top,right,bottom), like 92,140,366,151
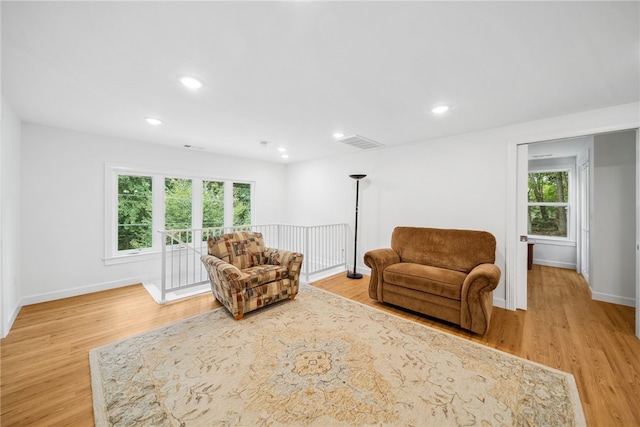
337,134,384,150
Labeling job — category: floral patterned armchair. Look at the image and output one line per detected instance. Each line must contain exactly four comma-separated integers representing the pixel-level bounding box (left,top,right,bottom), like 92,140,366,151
201,231,303,319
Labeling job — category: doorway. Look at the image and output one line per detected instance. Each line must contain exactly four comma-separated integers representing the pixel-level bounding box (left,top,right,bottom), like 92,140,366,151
527,136,588,275
509,127,640,339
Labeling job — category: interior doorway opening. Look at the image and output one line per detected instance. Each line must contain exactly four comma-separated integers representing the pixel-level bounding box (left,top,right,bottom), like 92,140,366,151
515,128,639,338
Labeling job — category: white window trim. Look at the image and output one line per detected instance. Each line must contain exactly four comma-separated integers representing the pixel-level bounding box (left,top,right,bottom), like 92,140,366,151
528,237,577,247
104,163,255,265
527,165,575,241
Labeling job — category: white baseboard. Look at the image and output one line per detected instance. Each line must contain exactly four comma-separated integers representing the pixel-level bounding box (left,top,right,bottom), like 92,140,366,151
305,266,349,284
3,277,149,337
532,259,576,270
493,297,506,309
2,302,22,338
591,291,635,308
343,265,370,278
20,276,149,307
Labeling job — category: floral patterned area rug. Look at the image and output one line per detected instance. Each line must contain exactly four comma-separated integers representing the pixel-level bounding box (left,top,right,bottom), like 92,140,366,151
90,285,585,426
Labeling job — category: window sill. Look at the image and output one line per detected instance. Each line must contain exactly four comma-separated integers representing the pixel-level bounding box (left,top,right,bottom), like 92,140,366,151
528,237,576,247
103,250,161,266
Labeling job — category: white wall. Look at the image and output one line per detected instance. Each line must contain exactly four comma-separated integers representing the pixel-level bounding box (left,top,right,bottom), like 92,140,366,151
529,239,577,269
1,97,22,337
591,130,636,306
20,123,287,305
286,102,640,309
287,128,509,306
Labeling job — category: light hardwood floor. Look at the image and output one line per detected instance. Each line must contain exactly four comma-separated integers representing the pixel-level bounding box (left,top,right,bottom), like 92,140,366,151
1,265,638,426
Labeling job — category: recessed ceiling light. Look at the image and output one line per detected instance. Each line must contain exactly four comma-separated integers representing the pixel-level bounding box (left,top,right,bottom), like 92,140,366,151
278,147,287,152
145,117,163,125
431,105,450,114
179,76,204,90
333,132,345,139
281,153,289,159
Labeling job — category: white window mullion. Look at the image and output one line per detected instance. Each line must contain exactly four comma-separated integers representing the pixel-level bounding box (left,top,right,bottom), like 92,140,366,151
152,175,165,250
192,179,203,229
249,182,255,225
224,181,234,228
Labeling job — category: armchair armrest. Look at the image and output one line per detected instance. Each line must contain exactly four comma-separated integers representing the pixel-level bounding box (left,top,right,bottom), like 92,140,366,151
364,248,401,300
460,263,501,334
263,247,304,287
201,254,250,298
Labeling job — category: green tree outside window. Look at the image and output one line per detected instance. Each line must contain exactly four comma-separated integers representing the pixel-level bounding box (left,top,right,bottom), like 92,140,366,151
203,180,224,231
528,171,569,237
118,175,153,250
165,177,192,232
233,183,251,226
114,173,254,253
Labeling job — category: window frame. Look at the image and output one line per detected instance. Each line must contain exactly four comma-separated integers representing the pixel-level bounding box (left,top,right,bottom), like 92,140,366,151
104,163,254,265
527,165,575,241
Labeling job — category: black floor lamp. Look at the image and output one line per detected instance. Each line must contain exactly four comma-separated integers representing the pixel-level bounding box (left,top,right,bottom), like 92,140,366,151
347,174,366,279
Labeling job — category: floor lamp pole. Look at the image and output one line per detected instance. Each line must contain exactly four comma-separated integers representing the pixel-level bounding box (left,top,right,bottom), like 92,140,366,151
348,174,366,279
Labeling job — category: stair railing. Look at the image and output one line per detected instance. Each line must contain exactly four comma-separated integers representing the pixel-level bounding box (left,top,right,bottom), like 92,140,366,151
159,224,347,303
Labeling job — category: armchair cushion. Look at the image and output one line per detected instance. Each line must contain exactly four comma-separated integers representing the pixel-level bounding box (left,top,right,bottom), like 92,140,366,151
244,264,287,288
384,263,466,301
207,231,266,269
391,227,496,273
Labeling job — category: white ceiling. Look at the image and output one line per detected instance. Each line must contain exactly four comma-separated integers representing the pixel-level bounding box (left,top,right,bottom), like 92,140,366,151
2,1,638,163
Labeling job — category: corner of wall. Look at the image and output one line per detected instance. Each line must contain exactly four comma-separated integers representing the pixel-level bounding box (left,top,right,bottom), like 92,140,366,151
1,96,23,338
2,302,22,339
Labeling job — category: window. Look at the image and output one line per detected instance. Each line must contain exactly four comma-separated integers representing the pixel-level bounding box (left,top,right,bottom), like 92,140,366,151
117,175,153,251
165,178,192,231
106,164,254,262
233,182,251,226
527,171,569,238
202,181,224,228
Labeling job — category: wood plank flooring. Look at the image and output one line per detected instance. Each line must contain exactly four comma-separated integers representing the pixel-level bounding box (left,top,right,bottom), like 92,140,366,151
1,265,638,426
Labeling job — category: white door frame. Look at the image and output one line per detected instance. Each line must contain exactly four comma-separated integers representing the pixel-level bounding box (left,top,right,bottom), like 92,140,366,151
636,129,640,338
506,122,640,337
578,158,590,283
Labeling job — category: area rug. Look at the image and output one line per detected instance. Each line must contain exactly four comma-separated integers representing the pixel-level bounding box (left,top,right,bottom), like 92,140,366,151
90,285,586,426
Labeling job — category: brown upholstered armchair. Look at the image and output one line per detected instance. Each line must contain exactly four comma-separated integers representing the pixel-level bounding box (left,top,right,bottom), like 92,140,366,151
364,227,501,334
201,231,303,319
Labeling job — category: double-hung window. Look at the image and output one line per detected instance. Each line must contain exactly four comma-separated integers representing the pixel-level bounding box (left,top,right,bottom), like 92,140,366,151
164,178,193,231
105,164,254,263
527,170,570,238
233,182,252,226
117,174,153,251
202,180,224,228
